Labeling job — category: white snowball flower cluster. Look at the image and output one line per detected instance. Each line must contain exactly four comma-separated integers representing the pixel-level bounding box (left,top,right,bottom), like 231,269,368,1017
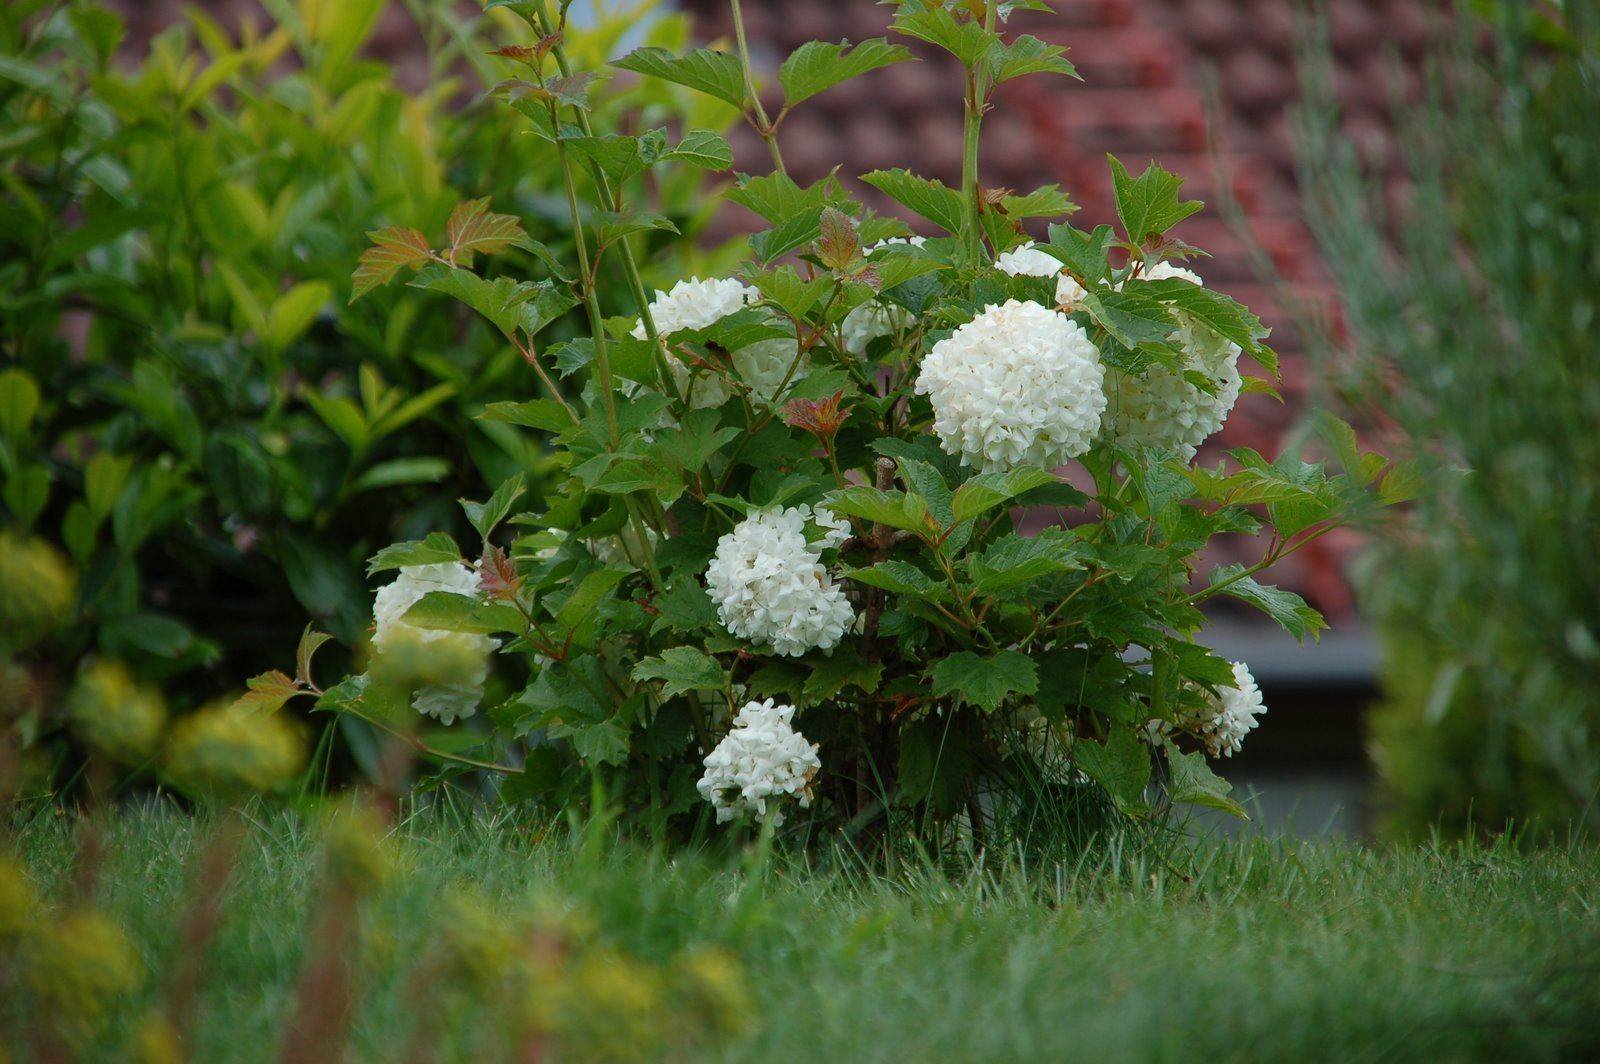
705,506,854,657
633,276,799,407
696,698,821,824
840,236,926,354
914,299,1106,471
1195,660,1267,758
1101,263,1243,461
994,241,1089,308
371,563,496,724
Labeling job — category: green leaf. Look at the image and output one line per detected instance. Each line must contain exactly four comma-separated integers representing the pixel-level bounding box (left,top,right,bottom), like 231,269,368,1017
999,185,1076,220
1042,222,1114,283
1108,155,1203,244
261,281,331,353
296,626,333,686
478,399,575,432
860,169,965,235
969,528,1084,596
632,646,726,699
1078,289,1179,348
750,207,827,262
779,38,911,109
1165,742,1248,817
462,472,526,542
802,651,885,704
949,466,1058,524
367,533,462,576
1137,276,1272,361
1207,565,1327,643
930,649,1038,712
892,4,1000,68
989,35,1079,84
594,208,679,247
403,591,525,636
724,171,844,224
824,484,932,533
613,46,748,108
0,368,41,440
841,561,943,598
651,576,719,635
1075,728,1151,810
349,457,450,494
408,263,542,339
662,128,734,169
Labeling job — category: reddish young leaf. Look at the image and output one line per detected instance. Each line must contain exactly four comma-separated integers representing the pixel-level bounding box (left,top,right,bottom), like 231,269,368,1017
350,226,432,302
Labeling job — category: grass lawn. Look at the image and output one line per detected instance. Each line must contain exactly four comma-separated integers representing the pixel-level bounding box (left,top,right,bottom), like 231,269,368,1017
6,809,1599,1061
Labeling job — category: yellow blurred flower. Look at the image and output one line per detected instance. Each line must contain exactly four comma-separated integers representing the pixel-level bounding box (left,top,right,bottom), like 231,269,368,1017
67,659,168,763
164,700,304,796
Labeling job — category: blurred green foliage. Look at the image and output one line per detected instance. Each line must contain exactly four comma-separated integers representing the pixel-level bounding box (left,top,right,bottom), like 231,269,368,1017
1300,3,1600,837
0,1,735,742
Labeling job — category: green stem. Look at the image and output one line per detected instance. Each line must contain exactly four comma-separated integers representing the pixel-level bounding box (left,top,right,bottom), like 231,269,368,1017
959,1,996,265
729,0,786,173
538,3,685,407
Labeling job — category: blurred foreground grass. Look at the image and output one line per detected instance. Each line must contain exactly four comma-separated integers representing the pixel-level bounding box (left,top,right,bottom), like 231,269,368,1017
7,809,1599,1061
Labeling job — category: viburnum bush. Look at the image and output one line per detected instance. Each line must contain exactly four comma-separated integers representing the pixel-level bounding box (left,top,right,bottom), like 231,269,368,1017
250,0,1407,842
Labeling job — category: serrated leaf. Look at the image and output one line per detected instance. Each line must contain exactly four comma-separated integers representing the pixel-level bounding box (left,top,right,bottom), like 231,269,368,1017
1078,288,1179,348
861,169,965,235
1165,741,1248,817
892,5,999,68
632,646,725,699
842,560,943,598
801,651,884,703
462,472,526,542
651,577,719,635
1108,154,1203,244
230,670,302,716
999,185,1076,219
478,399,575,432
779,37,912,108
407,263,540,339
446,197,527,267
969,528,1084,596
662,128,733,169
989,34,1079,84
594,208,679,246
1041,222,1114,283
403,591,525,636
824,484,932,533
930,649,1038,712
1207,564,1327,642
724,171,845,224
949,466,1058,523
613,46,747,108
351,225,432,301
1074,727,1150,809
367,532,462,576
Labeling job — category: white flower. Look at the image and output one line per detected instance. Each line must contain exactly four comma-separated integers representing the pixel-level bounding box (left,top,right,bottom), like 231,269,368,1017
632,276,800,407
1102,264,1242,461
914,299,1106,471
696,698,821,824
840,236,926,354
1195,660,1267,758
372,563,496,724
994,242,1089,308
806,504,852,551
704,508,854,657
